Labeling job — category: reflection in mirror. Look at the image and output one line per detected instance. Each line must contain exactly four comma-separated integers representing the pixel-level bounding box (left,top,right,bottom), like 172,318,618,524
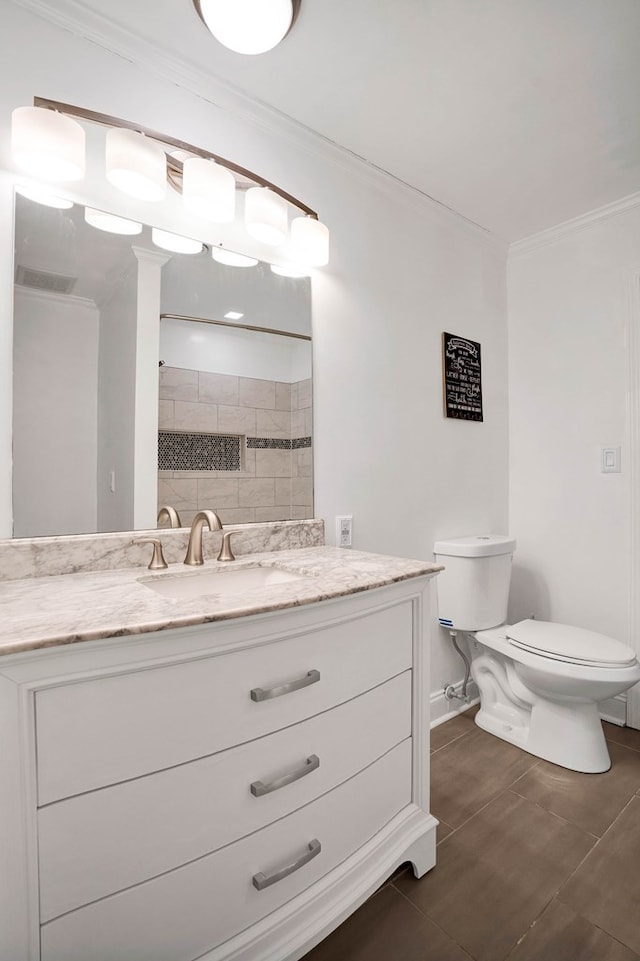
12,193,312,538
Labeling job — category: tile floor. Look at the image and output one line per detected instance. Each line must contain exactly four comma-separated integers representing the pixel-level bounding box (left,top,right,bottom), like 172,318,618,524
305,706,640,960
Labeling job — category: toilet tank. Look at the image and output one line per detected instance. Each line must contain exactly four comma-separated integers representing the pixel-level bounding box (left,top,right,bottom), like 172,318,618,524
433,534,516,631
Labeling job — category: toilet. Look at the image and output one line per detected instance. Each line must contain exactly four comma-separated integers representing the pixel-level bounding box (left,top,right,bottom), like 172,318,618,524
433,534,640,773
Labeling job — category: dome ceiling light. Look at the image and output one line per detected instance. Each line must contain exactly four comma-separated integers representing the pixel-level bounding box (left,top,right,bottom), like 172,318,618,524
10,98,329,270
192,0,301,55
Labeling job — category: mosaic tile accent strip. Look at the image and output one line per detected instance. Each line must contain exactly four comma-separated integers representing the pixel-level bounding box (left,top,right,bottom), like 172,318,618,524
247,437,312,450
158,431,241,471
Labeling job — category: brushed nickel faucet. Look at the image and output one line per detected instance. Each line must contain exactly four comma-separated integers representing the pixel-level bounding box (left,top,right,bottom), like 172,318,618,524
157,505,182,528
184,510,223,566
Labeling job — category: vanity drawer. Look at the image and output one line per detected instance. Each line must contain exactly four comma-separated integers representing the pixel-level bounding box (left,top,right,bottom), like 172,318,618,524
40,738,412,961
38,671,412,922
36,600,413,804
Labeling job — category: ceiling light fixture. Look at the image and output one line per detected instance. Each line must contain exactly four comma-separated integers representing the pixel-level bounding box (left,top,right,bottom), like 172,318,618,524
106,128,167,202
224,310,244,320
270,263,309,278
211,247,258,268
151,228,204,254
10,99,329,267
11,106,85,182
84,207,143,235
193,0,300,55
16,186,74,209
245,186,288,245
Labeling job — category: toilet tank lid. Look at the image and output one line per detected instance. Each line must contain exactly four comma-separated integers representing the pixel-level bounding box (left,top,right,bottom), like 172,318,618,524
433,534,516,558
506,619,637,667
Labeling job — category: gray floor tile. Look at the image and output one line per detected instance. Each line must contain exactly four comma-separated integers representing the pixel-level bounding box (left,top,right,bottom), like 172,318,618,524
304,882,474,961
397,791,595,961
604,722,640,754
510,740,640,837
431,712,476,753
430,727,539,828
437,819,455,844
506,899,640,961
559,795,640,955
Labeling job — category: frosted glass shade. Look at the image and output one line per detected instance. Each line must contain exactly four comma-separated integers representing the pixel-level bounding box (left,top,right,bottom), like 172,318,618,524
183,157,236,223
106,128,167,202
16,186,73,209
11,106,85,182
197,0,293,54
85,208,142,235
211,247,258,267
290,216,329,267
270,263,309,278
245,187,288,246
152,228,203,254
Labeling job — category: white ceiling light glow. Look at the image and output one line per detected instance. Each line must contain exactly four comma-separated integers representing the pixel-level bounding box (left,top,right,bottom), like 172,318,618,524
152,228,203,254
16,186,73,209
11,99,329,272
270,263,309,278
245,186,288,246
11,106,85,182
290,216,330,267
106,128,167,202
211,247,258,268
183,157,236,223
85,208,143,235
195,0,296,55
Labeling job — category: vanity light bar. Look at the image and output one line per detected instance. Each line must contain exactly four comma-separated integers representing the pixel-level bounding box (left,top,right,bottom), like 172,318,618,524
31,98,318,218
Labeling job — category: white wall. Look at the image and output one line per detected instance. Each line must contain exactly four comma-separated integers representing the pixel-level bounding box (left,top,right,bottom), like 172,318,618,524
13,287,98,536
0,1,509,703
508,203,640,651
96,258,138,533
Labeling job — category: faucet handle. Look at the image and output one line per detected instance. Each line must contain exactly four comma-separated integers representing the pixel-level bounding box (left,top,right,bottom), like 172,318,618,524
217,530,240,563
133,538,168,570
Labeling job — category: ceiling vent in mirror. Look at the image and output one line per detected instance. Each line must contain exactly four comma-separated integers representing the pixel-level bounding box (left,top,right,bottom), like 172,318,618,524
15,265,76,295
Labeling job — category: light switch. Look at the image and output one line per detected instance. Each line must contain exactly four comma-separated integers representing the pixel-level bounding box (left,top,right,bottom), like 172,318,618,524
601,447,621,473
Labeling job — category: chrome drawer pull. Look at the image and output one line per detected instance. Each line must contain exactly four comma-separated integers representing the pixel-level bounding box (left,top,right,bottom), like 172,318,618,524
250,669,320,702
250,754,320,797
252,839,321,891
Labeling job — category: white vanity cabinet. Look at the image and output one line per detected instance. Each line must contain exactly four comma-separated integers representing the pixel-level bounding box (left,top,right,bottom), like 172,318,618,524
0,576,437,961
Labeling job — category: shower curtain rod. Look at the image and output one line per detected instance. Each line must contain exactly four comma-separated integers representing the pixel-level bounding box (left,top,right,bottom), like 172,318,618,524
160,313,311,342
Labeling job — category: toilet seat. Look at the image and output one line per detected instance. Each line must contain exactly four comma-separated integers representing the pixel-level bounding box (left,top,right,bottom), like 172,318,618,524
506,619,637,669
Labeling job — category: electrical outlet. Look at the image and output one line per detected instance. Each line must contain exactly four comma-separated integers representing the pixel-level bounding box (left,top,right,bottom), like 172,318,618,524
336,514,353,548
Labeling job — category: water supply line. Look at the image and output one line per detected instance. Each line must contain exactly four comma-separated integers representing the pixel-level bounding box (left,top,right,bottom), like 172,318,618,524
444,630,472,703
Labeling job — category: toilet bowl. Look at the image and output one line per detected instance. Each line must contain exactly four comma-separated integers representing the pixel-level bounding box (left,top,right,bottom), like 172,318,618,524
434,535,640,774
470,619,640,773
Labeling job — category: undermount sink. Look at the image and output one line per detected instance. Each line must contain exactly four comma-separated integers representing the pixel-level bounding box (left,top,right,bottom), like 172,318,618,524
139,564,307,601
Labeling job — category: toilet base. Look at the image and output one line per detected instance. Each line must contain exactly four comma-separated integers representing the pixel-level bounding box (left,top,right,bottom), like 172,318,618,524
472,651,612,773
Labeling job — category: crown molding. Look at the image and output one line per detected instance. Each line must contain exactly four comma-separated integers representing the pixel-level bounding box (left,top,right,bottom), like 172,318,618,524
8,0,504,253
509,191,640,257
13,283,97,310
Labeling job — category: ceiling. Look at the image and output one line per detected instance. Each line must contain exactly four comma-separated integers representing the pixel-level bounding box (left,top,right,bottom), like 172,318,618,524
19,0,640,241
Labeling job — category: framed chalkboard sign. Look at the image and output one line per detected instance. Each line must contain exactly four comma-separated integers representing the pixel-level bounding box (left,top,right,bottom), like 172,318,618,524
442,332,483,422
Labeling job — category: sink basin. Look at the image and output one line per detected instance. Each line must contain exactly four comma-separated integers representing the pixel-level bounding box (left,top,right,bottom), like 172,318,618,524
139,564,306,601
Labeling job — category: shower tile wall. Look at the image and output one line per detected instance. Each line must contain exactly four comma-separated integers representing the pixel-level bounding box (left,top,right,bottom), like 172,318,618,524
158,366,313,527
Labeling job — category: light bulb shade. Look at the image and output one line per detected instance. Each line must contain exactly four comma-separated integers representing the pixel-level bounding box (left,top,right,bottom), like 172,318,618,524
245,186,288,246
290,216,329,266
16,186,73,209
270,263,309,278
152,228,203,254
197,0,294,54
12,106,85,182
106,128,167,202
183,157,235,223
211,247,258,267
85,207,142,235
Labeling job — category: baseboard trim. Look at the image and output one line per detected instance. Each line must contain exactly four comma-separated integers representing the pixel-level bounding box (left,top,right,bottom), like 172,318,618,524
599,694,627,727
430,680,479,728
431,688,627,728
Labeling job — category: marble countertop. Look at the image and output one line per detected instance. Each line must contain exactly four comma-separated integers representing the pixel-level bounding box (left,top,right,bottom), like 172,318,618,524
0,547,442,656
